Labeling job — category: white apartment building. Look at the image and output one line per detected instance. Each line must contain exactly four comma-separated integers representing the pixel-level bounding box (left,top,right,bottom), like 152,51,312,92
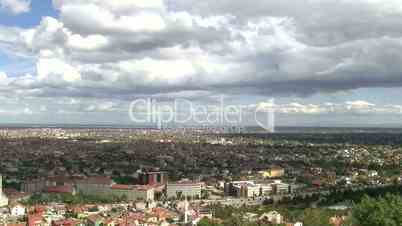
260,184,273,196
226,180,290,198
166,181,203,199
231,181,260,198
11,204,26,217
272,180,289,194
110,184,155,201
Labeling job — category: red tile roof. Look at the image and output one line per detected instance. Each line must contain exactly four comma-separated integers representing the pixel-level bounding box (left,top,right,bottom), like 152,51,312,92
28,213,43,226
168,181,204,186
45,185,73,194
52,219,81,226
111,184,132,190
134,185,153,191
4,188,30,200
78,176,113,185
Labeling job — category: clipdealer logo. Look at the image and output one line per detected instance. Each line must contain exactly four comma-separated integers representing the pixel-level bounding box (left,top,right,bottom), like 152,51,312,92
128,97,275,132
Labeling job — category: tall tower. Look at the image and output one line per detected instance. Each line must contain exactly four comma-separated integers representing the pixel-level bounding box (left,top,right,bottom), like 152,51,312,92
184,198,189,224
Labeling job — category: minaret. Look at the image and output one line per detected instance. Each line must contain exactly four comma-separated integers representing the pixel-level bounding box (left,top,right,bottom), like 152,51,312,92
184,198,189,224
0,174,8,207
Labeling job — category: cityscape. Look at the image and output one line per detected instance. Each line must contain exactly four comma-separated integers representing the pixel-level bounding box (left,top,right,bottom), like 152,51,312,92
0,127,402,225
1,0,402,225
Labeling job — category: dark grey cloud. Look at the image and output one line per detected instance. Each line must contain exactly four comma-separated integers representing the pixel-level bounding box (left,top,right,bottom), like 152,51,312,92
171,0,402,47
1,0,402,104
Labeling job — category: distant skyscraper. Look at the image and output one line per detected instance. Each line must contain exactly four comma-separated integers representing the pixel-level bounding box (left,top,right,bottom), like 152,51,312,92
0,175,8,207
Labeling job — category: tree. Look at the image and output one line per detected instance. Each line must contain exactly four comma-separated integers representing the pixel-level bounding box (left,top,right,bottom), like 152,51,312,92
201,190,210,199
352,194,402,226
302,208,331,226
198,218,222,226
176,191,183,200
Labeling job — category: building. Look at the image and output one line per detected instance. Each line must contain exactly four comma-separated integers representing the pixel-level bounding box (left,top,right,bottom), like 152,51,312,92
10,204,26,217
22,176,156,202
45,185,75,194
139,171,167,185
52,219,82,226
225,180,290,198
76,177,114,196
234,181,260,198
368,170,378,178
329,216,347,226
259,167,285,178
271,180,289,194
28,213,44,226
22,178,47,193
4,188,30,203
22,176,80,194
110,184,154,201
259,211,283,224
87,214,105,226
166,180,203,199
240,183,260,198
76,177,155,201
225,181,261,198
260,184,273,196
0,175,9,207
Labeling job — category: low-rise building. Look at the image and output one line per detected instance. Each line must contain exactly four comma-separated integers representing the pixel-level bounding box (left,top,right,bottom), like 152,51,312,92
76,177,155,202
22,178,47,194
110,184,154,201
259,167,285,178
10,204,26,217
225,180,290,198
231,181,260,198
260,184,273,196
271,180,289,194
166,180,203,199
76,177,113,196
138,171,168,186
259,211,283,224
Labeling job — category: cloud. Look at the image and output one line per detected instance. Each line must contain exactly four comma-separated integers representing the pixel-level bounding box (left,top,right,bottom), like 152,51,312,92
253,100,402,115
39,105,47,112
52,0,165,12
2,0,402,111
0,71,9,85
23,107,33,115
37,57,81,83
172,0,402,45
83,101,117,112
0,0,30,14
0,106,34,115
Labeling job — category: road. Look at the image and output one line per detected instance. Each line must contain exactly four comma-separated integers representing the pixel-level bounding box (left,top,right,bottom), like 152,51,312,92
193,183,395,207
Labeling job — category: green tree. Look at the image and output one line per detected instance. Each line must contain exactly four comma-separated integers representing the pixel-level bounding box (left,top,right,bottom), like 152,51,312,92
302,208,331,226
198,217,222,226
352,194,402,226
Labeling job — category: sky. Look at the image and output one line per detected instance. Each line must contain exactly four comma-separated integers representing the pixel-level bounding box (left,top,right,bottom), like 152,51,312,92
1,0,402,127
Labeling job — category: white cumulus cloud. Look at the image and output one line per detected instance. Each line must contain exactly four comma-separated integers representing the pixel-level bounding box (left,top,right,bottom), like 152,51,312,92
0,0,30,14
